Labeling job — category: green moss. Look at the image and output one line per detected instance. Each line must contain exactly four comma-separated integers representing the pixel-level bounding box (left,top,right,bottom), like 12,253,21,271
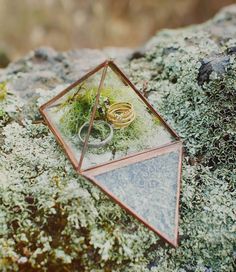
58,85,117,135
58,83,160,155
0,81,7,101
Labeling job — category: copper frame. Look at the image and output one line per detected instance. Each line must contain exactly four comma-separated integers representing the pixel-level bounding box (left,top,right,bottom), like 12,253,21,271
39,60,183,247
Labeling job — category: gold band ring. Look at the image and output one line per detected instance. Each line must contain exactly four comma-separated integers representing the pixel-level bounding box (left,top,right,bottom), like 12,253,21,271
107,102,136,128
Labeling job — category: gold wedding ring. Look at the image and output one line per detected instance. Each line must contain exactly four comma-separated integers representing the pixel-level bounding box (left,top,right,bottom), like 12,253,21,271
107,102,136,128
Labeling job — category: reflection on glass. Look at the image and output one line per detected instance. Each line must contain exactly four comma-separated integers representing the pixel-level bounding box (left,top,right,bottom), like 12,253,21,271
94,151,180,242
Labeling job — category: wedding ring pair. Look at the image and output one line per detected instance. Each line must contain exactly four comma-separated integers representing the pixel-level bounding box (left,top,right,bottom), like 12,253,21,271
78,102,135,148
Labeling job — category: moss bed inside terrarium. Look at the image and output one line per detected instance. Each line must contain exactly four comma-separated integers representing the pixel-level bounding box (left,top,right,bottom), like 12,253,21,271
45,70,174,169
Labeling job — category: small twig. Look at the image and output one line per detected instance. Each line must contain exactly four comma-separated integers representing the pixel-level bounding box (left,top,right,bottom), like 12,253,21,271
32,119,46,125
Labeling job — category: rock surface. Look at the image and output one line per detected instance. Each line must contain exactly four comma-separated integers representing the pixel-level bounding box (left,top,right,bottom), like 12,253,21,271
0,47,132,99
0,5,235,272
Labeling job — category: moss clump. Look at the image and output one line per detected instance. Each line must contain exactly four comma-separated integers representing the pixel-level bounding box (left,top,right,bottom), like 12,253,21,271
57,83,161,156
0,81,7,101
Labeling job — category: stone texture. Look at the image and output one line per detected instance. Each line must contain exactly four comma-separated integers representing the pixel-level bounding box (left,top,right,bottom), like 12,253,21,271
0,46,132,99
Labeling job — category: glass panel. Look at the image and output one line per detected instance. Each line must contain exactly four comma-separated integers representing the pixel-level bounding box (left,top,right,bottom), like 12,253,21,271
44,68,104,165
93,150,180,242
81,66,174,169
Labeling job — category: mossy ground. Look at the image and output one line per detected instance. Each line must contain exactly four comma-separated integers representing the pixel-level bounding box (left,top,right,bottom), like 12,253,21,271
0,9,236,272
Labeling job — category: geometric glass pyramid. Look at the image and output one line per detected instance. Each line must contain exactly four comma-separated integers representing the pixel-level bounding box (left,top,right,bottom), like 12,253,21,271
39,60,183,247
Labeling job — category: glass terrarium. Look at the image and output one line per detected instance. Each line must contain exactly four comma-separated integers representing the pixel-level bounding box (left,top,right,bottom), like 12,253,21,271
40,60,183,247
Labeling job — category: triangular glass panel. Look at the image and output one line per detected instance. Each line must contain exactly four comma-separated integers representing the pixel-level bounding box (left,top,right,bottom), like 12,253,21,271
83,142,182,246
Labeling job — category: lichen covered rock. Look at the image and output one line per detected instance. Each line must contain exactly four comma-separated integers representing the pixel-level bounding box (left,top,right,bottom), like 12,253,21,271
129,5,236,271
0,5,235,272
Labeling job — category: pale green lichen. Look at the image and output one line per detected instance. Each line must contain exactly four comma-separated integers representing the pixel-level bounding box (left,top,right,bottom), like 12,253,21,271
0,9,236,272
0,93,157,271
128,14,236,272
